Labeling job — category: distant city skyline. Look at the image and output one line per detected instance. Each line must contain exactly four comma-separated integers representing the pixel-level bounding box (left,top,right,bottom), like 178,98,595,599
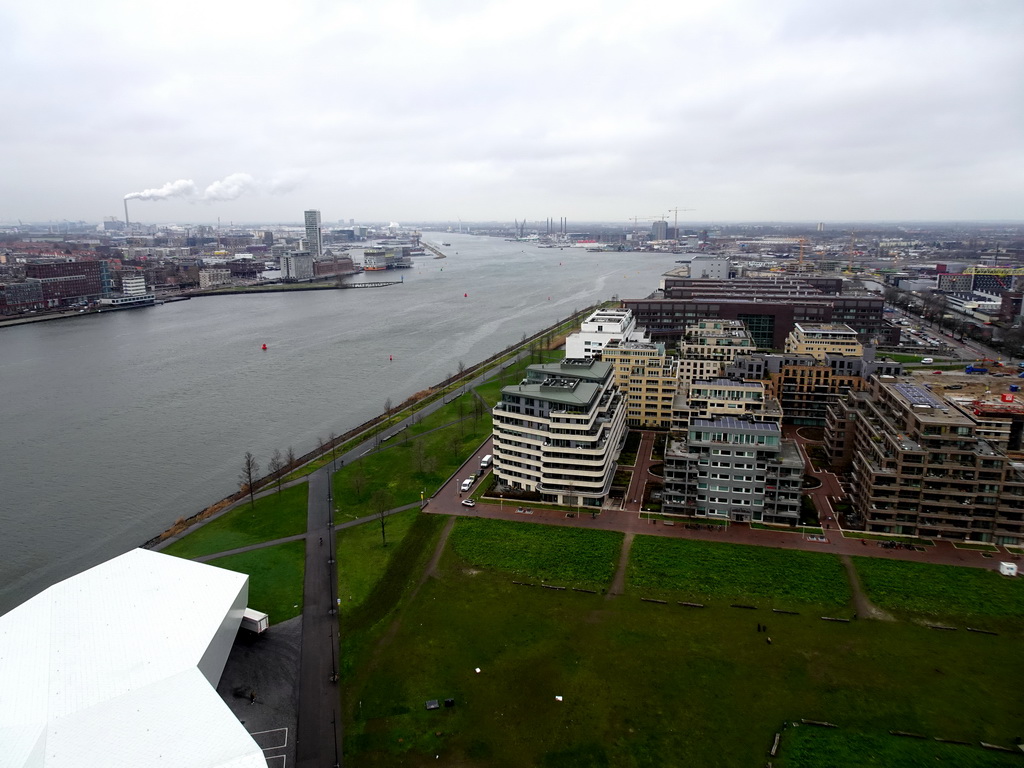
3,1,1022,224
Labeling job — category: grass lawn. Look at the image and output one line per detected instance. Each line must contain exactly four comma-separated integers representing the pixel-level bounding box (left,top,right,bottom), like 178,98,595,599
776,726,1024,767
338,508,422,614
208,539,305,624
332,413,492,522
448,517,622,589
627,536,851,609
161,482,309,559
853,557,1024,628
342,533,1024,767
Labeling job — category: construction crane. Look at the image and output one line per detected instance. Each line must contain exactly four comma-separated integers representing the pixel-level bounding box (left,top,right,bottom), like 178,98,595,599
666,206,695,237
627,215,663,232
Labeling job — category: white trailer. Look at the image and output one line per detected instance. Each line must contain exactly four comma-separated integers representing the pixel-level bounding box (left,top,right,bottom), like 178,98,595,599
240,608,270,633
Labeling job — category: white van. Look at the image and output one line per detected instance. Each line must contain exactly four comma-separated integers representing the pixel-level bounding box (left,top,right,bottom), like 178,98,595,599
921,357,933,364
460,478,473,492
480,454,492,469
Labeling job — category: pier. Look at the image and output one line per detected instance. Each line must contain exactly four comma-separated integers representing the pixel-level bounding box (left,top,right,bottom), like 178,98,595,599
422,241,448,258
338,280,402,289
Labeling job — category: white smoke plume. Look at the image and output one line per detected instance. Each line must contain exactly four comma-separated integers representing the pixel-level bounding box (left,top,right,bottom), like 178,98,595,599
124,179,198,201
201,173,257,202
124,172,296,203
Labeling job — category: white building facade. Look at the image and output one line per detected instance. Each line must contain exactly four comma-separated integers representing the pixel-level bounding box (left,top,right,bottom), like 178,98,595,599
492,359,627,507
564,308,642,359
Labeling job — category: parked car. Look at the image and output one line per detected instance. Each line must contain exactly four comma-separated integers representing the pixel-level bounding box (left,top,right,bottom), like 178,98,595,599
461,499,476,507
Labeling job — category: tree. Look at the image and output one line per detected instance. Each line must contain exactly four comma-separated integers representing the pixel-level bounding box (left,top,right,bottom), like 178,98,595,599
384,397,393,421
371,488,394,546
267,448,284,494
239,452,259,510
458,360,466,378
413,440,428,474
328,431,338,468
351,461,369,501
287,445,296,470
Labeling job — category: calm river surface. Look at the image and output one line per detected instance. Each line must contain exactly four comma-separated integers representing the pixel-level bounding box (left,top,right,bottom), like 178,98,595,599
0,234,679,614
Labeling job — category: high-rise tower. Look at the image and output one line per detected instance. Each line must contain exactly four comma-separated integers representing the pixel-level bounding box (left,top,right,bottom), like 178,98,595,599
304,209,322,258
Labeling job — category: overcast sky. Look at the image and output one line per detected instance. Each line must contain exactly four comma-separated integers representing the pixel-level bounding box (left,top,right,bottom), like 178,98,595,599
3,0,1022,225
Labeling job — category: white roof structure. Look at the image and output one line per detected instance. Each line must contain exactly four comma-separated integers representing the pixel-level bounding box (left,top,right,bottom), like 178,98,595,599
0,548,267,768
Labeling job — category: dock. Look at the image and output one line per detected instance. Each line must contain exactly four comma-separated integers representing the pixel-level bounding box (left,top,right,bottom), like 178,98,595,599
422,241,448,258
338,280,402,289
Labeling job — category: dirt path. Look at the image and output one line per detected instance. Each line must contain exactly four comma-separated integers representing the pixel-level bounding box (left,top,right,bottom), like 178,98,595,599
841,554,895,621
607,532,635,598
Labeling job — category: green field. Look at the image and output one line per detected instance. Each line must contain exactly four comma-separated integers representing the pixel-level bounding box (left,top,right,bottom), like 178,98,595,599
161,482,309,559
853,557,1024,627
448,517,622,589
209,539,306,624
776,725,1024,767
338,508,423,614
341,516,1024,767
628,535,851,608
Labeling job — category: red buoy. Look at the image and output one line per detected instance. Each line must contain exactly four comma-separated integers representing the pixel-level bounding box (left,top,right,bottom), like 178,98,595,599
464,293,468,297
389,355,393,362
262,343,267,351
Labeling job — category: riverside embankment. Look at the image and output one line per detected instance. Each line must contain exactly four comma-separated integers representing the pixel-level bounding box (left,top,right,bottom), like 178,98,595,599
0,234,680,615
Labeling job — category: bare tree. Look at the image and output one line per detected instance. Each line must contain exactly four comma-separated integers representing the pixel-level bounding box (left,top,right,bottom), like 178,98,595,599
268,448,284,494
371,489,394,546
384,397,393,421
328,431,338,468
287,445,296,470
351,461,369,501
239,452,260,510
413,440,428,474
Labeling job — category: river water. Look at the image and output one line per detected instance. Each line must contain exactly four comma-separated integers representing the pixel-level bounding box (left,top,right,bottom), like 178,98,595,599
0,234,679,614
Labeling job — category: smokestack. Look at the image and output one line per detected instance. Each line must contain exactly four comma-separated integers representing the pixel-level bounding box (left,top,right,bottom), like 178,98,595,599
124,199,130,227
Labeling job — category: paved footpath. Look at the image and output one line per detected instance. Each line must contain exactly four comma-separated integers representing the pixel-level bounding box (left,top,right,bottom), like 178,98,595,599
425,432,1018,573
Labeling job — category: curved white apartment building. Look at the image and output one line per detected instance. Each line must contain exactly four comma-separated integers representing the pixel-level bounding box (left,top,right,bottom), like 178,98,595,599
492,359,627,508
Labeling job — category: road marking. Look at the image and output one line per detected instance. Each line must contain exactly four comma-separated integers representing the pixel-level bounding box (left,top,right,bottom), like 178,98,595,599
252,727,289,750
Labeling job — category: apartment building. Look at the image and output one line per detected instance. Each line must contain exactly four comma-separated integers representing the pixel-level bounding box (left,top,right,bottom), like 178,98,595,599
601,338,679,428
678,319,755,383
825,378,1023,544
662,379,802,523
727,351,903,426
564,308,641,359
199,268,231,289
784,322,863,361
492,359,627,508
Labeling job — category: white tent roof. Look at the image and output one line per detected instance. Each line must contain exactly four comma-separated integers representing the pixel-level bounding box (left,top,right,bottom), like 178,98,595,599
0,549,267,768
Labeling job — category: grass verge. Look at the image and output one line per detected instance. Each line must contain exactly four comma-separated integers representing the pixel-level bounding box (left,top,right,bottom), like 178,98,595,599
627,536,851,608
853,557,1024,628
338,508,422,615
333,413,492,521
776,725,1023,767
208,539,305,624
161,483,309,559
448,517,622,590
